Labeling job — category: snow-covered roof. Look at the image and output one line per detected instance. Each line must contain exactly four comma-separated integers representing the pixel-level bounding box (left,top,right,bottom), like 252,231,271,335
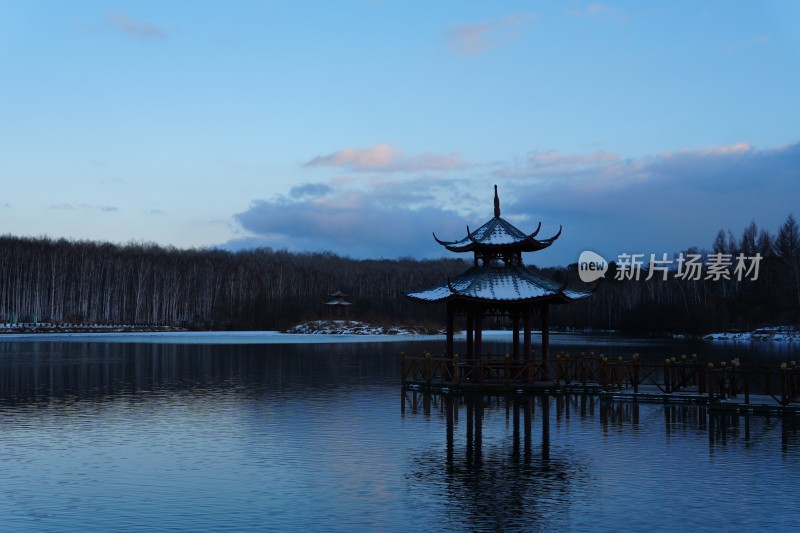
432,186,561,253
324,299,352,306
405,265,592,304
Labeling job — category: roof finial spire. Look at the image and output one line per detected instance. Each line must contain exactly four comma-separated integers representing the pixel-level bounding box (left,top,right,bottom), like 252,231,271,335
493,184,500,218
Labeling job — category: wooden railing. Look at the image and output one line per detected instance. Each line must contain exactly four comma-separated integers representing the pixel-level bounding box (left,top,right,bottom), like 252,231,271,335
706,360,800,406
401,351,800,407
400,351,603,389
600,353,708,394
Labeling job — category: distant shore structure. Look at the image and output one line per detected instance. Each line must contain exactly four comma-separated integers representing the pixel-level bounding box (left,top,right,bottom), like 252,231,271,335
405,185,592,379
324,290,352,319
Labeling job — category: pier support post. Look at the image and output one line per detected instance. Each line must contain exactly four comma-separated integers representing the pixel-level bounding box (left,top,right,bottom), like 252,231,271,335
523,395,532,463
466,315,474,360
523,314,533,382
474,315,483,359
445,396,454,466
446,303,454,357
540,305,550,380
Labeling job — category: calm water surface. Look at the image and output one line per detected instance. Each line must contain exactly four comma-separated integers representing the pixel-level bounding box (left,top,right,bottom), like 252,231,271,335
1,333,799,532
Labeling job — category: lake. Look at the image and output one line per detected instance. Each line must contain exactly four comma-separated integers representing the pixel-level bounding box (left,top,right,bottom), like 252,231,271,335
1,332,799,532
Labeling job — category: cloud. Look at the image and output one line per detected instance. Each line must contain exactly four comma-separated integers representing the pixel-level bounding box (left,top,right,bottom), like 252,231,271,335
107,12,166,40
49,203,119,213
304,143,466,172
497,142,800,264
289,183,332,199
227,141,800,266
231,197,467,260
567,4,629,23
447,13,533,56
492,149,640,192
660,142,752,158
228,169,478,259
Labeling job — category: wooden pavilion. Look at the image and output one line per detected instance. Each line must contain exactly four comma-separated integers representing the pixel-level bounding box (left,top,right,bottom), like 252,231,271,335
405,186,591,381
324,290,352,319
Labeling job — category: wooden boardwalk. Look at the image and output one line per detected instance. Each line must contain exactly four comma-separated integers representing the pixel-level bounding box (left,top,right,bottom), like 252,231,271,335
401,352,800,415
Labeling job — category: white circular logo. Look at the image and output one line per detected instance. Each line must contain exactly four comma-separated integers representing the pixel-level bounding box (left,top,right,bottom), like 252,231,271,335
578,251,608,282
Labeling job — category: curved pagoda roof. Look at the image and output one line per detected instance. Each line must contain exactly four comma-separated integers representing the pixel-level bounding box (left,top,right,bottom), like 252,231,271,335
325,289,351,306
405,263,591,305
433,185,561,253
406,185,592,306
324,298,352,306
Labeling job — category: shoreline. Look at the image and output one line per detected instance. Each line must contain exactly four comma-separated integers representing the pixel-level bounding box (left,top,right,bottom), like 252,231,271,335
5,321,798,344
0,323,188,335
704,326,800,342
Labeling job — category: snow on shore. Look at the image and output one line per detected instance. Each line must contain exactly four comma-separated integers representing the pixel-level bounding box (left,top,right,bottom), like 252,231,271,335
0,323,185,334
704,326,800,342
285,320,442,335
0,320,444,343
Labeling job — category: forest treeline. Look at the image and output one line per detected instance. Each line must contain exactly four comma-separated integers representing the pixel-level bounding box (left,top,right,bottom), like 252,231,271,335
1,213,799,334
548,214,800,334
0,236,465,329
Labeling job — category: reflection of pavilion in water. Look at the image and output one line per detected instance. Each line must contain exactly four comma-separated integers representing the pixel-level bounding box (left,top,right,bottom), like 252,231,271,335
402,390,800,465
403,390,572,464
402,390,588,531
401,392,800,533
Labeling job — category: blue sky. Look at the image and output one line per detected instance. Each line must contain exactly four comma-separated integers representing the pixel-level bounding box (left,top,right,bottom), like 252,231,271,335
1,1,799,266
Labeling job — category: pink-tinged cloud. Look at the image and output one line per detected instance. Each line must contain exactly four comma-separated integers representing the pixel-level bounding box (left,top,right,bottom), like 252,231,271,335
659,142,753,158
107,12,166,40
494,143,761,193
307,143,399,169
304,143,466,172
567,4,629,23
447,13,532,56
227,140,800,266
493,149,635,191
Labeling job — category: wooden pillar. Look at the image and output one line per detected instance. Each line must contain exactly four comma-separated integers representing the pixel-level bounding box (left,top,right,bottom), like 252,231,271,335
475,395,483,465
523,394,532,464
446,302,454,357
541,394,550,460
445,396,454,466
512,315,520,360
466,398,474,465
512,398,520,457
466,314,474,359
522,310,536,381
474,313,483,359
541,305,550,379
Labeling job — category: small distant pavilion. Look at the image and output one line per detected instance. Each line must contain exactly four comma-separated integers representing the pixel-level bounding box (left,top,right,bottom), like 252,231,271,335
405,186,591,377
324,290,352,319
